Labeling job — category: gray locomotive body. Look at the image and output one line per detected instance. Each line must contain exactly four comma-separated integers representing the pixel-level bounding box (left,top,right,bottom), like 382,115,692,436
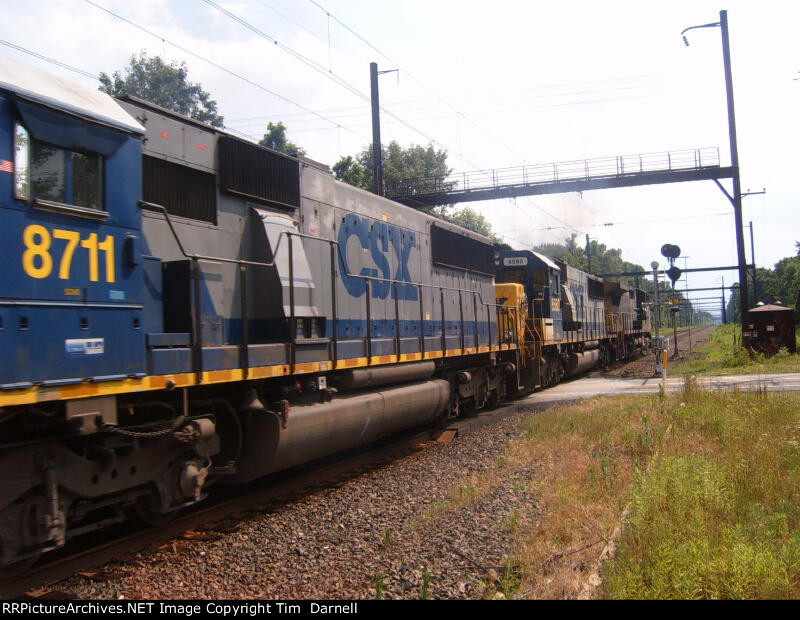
122,97,501,378
119,95,513,486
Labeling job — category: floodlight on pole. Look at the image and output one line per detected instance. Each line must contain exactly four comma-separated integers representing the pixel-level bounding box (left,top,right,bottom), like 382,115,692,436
680,11,750,337
680,21,721,47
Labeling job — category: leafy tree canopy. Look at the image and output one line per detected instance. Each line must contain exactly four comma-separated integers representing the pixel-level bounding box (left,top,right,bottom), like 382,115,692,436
534,233,645,287
332,155,370,190
430,207,500,243
333,140,453,208
99,52,224,128
335,141,504,241
259,122,306,157
726,244,800,324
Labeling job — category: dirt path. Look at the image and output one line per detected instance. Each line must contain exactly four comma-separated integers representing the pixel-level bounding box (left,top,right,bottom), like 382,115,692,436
603,325,714,378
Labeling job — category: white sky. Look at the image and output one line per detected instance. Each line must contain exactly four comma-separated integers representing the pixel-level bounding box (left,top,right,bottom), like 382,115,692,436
3,0,798,316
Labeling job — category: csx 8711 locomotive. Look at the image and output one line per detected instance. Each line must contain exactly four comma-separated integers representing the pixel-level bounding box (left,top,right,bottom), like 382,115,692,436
0,56,650,569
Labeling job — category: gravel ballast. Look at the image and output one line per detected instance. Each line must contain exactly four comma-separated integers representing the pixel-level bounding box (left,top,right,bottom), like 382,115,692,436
52,412,541,600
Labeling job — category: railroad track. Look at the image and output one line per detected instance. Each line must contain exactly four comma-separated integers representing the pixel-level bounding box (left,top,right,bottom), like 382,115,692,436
5,401,527,599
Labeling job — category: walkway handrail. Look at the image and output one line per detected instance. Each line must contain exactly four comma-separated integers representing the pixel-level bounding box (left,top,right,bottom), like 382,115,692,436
386,147,721,198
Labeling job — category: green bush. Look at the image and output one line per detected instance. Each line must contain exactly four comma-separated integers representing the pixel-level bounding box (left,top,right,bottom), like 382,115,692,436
604,392,800,599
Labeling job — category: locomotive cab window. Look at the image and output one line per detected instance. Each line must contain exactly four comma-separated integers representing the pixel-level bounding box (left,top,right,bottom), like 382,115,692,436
14,123,103,211
531,268,546,286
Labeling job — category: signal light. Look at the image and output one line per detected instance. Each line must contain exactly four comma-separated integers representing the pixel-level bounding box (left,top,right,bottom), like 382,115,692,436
661,244,681,259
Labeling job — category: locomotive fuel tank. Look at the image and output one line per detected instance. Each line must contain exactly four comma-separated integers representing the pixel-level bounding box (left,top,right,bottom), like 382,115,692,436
565,350,601,377
231,379,451,482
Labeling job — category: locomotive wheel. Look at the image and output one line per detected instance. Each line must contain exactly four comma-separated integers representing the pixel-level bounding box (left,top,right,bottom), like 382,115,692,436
131,489,176,527
541,361,552,387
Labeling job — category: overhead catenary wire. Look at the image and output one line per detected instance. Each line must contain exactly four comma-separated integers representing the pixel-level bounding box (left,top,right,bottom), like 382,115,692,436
82,0,370,143
301,2,665,162
223,77,663,129
200,0,367,103
305,0,529,164
499,210,732,235
252,0,333,51
0,40,98,80
200,0,486,170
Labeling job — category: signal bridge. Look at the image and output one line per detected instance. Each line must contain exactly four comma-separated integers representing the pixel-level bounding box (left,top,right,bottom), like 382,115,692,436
387,147,733,208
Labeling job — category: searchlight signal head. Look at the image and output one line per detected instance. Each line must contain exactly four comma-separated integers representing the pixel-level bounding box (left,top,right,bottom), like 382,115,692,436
661,244,681,260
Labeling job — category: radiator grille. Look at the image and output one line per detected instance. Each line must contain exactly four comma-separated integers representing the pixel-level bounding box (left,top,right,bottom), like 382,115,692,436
143,155,217,224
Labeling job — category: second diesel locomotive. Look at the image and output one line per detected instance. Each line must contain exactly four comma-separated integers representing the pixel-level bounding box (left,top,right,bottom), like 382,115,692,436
0,55,650,569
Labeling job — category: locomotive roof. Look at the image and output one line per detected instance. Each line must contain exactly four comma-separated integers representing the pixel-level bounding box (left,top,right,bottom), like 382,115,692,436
531,251,560,271
0,55,144,135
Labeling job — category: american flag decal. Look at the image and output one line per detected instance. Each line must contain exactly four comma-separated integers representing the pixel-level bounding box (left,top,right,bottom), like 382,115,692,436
0,159,12,173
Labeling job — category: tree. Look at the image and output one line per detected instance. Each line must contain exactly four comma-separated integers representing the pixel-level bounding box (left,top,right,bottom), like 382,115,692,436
727,246,800,325
533,234,646,287
754,266,781,304
333,140,453,206
333,142,507,241
259,122,306,157
431,206,501,243
99,52,224,128
534,234,587,271
332,155,369,189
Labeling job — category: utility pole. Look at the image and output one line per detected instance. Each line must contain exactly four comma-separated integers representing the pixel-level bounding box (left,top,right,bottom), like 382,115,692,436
369,62,399,197
681,11,749,335
749,221,757,305
741,190,765,306
369,62,383,197
586,234,591,273
651,261,660,337
721,276,727,324
719,10,750,335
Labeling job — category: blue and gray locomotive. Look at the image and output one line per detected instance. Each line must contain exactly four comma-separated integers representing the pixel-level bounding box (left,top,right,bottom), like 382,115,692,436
0,56,650,569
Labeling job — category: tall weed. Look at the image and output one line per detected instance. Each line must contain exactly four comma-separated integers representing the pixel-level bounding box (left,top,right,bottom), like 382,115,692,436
604,392,800,599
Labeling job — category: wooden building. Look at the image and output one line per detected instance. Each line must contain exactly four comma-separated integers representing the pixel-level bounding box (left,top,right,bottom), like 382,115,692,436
743,303,796,354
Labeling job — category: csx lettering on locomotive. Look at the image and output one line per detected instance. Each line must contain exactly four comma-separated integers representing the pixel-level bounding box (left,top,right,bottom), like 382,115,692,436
337,212,418,301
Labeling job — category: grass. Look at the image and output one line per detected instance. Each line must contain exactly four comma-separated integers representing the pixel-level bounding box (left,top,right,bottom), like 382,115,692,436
601,385,800,599
421,473,497,524
508,395,662,598
420,571,431,600
494,383,800,599
670,323,800,377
